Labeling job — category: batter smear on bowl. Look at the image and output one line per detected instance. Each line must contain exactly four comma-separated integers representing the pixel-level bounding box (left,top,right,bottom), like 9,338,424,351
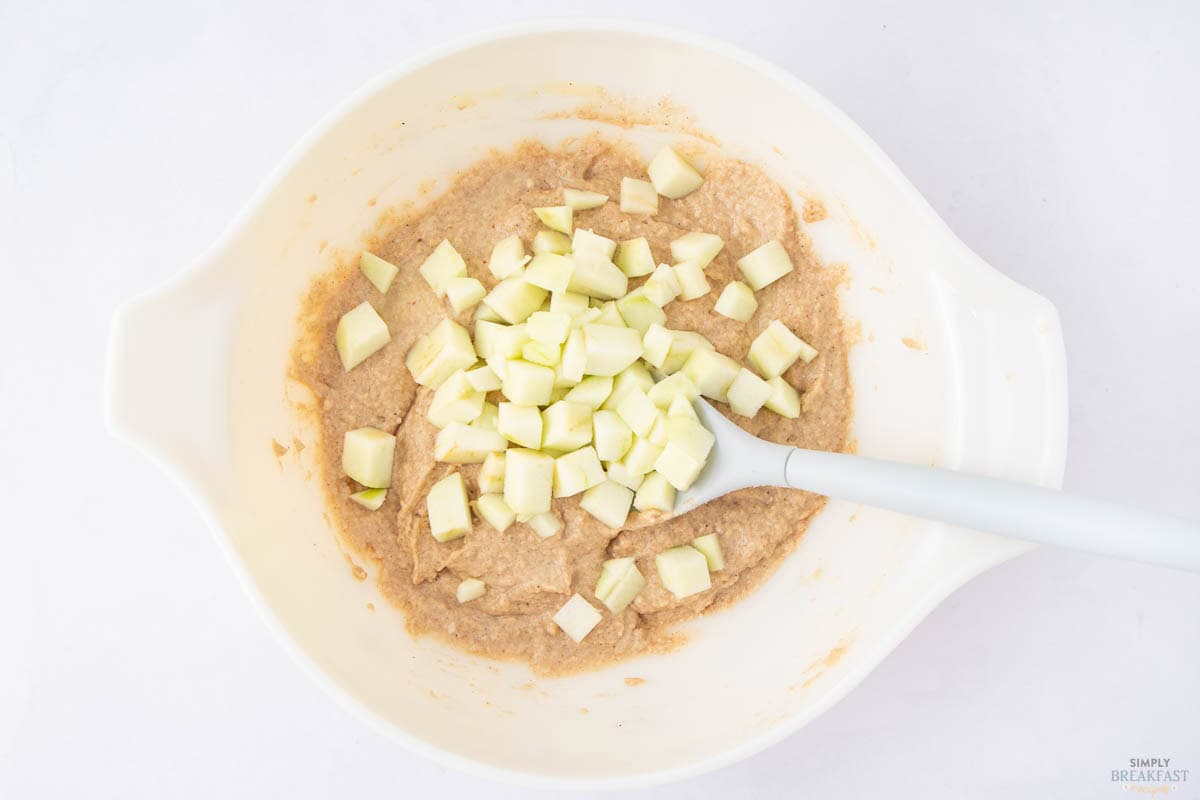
291,136,853,673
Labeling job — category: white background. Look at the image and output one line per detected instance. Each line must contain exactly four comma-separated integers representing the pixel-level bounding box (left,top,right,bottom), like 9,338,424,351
2,1,1199,797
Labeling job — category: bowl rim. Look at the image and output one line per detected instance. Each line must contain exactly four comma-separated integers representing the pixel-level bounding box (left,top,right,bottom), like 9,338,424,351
106,17,1069,791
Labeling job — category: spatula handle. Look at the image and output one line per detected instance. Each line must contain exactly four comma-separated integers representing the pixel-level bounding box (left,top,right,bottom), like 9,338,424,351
784,448,1200,572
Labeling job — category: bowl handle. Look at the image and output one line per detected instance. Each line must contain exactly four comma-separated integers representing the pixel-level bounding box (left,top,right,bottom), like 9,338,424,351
106,260,240,481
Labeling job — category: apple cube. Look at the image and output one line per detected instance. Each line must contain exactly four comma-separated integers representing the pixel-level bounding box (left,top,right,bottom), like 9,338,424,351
646,412,669,446
336,302,390,371
691,533,725,571
434,422,506,464
558,329,587,385
426,472,472,542
567,254,628,299
472,319,505,360
526,310,572,347
592,410,633,461
605,460,645,491
674,260,710,301
349,488,387,511
661,330,714,375
476,493,516,533
648,146,703,199
360,252,399,294
473,401,499,431
594,558,646,614
714,280,758,322
474,303,503,323
669,231,723,268
667,394,699,421
406,318,475,388
533,205,573,234
342,427,395,488
563,374,613,409
615,291,666,333
541,401,593,451
655,545,711,598
654,439,706,491
568,307,602,329
582,324,643,376
503,448,555,516
457,578,486,604
484,278,548,324
550,290,589,317
553,446,606,497
527,511,563,538
521,341,560,368
764,376,802,418
646,372,699,409
572,228,617,259
633,471,675,512
665,416,716,462
487,234,529,280
497,403,543,449
748,320,818,379
593,300,626,328
641,264,681,307
737,240,794,290
464,364,501,393
727,368,772,417
621,437,665,476
563,188,608,210
616,387,658,437
501,359,555,405
532,229,572,254
427,370,485,428
553,593,602,643
641,324,673,370
601,362,655,410
614,237,655,278
418,240,468,297
523,253,574,293
580,480,635,528
445,277,486,313
680,348,741,402
478,452,506,493
620,177,658,215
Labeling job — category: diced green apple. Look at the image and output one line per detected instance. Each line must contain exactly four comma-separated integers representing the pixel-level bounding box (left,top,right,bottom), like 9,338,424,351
594,558,646,614
523,253,574,293
579,480,635,528
568,307,602,329
727,367,772,417
478,452,506,493
669,232,723,267
620,177,658,215
691,533,725,571
647,146,703,199
646,371,699,409
418,239,468,297
336,302,391,371
487,234,530,280
503,448,555,516
667,394,699,421
660,330,714,374
553,446,606,497
674,260,711,301
553,593,602,642
605,460,645,491
614,237,655,277
615,291,666,333
567,254,627,299
457,577,486,603
521,341,560,367
558,329,587,384
714,280,758,322
473,302,503,323
641,324,673,370
501,359,556,405
737,240,794,291
563,374,613,408
476,493,516,533
764,376,802,418
532,229,573,255
426,472,472,542
527,511,563,538
680,348,741,402
349,488,387,511
563,188,609,210
593,300,626,327
621,436,664,476
342,427,395,488
571,228,617,259
747,320,818,379
550,290,590,317
434,422,507,463
582,324,643,376
526,310,572,347
655,545,711,598
665,416,716,461
601,362,655,410
592,410,633,461
497,403,543,449
541,401,593,451
640,264,681,307
405,318,476,388
483,277,549,324
473,401,499,431
427,370,485,427
533,205,573,234
445,277,486,313
465,364,501,392
360,252,399,294
646,412,669,447
633,471,675,512
615,387,658,437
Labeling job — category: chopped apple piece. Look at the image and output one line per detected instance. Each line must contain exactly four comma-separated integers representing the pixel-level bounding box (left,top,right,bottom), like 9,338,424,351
474,302,503,323
558,329,587,385
534,205,573,234
426,472,471,542
653,418,715,490
691,533,725,571
665,416,716,461
342,427,395,488
563,374,613,409
550,290,589,317
616,387,658,437
457,578,486,603
501,359,555,405
503,448,555,516
572,228,617,259
528,511,563,538
418,240,468,297
476,493,516,533
582,324,643,376
472,320,505,360
336,302,391,371
621,436,664,476
764,376,802,418
669,232,723,268
648,146,703,199
605,460,645,491
553,446,606,497
478,452,506,493
667,394,699,421
349,488,387,511
473,401,499,431
748,320,818,379
497,403,543,449
674,260,711,301
646,372,699,409
553,593,602,643
523,253,573,292
563,188,608,210
633,471,675,512
727,368,772,417
592,410,634,461
434,422,506,463
541,401,593,451
568,306,602,329
482,278,548,324
714,280,758,322
643,265,682,308
360,252,399,294
661,330,714,374
615,291,666,333
614,237,655,278
646,412,669,447
737,240,794,291
521,341,560,367
532,229,572,255
680,348,741,402
526,310,571,347
487,234,529,280
427,370,485,427
580,480,635,528
592,300,626,327
567,254,628,299
406,318,476,388
465,364,501,393
594,558,646,614
641,324,673,370
445,277,486,313
620,177,658,215
655,545,711,598
601,362,655,410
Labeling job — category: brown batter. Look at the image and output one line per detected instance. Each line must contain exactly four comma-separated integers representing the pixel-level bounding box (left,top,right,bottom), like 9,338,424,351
292,136,853,674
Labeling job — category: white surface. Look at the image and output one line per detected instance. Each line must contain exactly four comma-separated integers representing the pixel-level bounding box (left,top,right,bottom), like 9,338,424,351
1,0,1198,796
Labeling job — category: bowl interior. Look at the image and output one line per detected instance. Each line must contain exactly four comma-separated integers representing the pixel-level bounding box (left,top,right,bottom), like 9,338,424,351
208,27,1066,785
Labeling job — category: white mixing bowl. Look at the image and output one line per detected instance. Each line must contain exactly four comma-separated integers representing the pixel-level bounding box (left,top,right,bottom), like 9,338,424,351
106,22,1068,789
